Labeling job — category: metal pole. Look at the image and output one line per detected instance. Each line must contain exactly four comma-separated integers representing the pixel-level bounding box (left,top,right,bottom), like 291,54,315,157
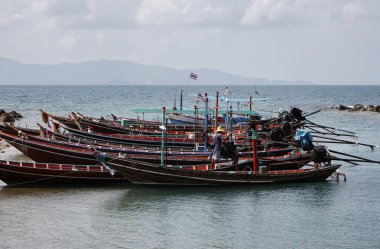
249,96,252,111
161,107,166,166
180,89,183,110
226,99,229,130
204,93,208,152
194,105,198,150
252,125,258,173
215,91,219,131
229,105,233,143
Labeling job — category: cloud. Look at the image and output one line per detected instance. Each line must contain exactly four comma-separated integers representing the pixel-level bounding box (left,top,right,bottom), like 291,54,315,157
0,0,379,84
46,0,89,16
136,0,231,26
341,2,366,20
1,0,370,31
46,0,141,30
240,0,368,27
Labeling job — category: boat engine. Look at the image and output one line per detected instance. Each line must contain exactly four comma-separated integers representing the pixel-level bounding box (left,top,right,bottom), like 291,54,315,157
221,142,239,163
290,107,305,121
311,145,331,165
269,127,286,142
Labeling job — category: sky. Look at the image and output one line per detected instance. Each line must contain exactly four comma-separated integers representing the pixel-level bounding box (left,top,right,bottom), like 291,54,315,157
0,0,379,85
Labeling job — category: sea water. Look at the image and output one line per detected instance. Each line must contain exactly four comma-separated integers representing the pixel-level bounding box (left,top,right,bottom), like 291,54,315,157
0,85,379,248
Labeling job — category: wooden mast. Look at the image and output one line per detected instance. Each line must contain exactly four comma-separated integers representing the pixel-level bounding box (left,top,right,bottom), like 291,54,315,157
214,91,219,131
252,124,259,173
161,107,166,166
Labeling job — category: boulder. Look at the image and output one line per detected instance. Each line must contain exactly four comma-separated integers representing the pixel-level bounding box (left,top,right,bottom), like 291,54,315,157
0,113,15,123
0,109,5,115
8,110,23,119
375,106,380,112
353,104,365,111
367,105,375,111
338,105,347,111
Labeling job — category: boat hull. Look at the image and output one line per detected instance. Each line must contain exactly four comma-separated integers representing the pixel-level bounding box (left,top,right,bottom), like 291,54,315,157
106,157,340,186
0,160,126,186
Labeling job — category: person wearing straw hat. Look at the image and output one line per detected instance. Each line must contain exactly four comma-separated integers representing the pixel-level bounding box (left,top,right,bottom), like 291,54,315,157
211,126,226,169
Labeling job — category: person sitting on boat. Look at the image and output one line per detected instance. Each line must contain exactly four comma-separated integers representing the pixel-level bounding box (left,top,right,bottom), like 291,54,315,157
211,126,226,169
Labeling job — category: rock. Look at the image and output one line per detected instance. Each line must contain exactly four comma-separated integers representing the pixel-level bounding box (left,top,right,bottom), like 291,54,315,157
8,110,23,119
338,105,347,111
367,105,375,111
375,106,380,112
0,109,5,115
353,104,365,111
0,113,15,123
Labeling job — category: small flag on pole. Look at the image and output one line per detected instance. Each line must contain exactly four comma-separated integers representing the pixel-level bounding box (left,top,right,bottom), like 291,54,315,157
189,72,198,80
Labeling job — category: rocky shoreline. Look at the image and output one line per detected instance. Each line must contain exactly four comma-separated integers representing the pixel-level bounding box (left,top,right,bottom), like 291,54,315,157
332,104,380,113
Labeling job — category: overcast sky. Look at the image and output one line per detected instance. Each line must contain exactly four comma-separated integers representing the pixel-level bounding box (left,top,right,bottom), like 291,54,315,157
1,0,379,84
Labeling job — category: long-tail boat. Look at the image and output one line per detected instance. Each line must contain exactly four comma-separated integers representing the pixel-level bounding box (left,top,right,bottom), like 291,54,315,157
0,128,296,157
0,123,293,159
0,130,307,170
0,160,126,186
101,156,341,186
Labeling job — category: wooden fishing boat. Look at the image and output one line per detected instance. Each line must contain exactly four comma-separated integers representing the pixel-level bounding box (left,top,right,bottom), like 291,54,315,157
62,126,204,148
43,111,217,133
0,123,293,160
0,128,296,159
0,130,212,165
62,125,284,150
102,156,341,186
0,160,126,186
0,130,306,170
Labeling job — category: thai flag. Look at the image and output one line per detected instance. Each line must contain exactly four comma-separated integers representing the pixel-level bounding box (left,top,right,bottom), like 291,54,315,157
190,72,198,80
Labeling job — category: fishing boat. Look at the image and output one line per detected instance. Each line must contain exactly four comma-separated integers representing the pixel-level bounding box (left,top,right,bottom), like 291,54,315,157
101,156,341,186
0,160,126,186
0,130,303,170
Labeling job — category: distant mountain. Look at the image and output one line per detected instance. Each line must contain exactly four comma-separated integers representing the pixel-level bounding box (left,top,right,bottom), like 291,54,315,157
0,58,314,85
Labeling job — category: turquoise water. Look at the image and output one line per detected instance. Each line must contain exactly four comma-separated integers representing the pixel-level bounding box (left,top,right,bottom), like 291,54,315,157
0,85,380,248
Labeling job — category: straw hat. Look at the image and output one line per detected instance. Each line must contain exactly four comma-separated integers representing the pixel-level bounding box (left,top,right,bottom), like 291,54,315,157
216,126,225,132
